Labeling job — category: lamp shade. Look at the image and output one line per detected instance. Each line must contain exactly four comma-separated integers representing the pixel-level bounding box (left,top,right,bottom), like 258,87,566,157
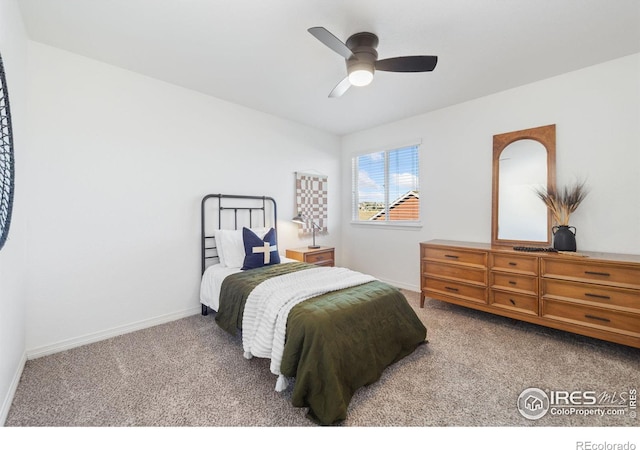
292,214,305,225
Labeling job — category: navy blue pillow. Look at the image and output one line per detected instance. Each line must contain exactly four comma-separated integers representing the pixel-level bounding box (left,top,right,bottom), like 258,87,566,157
241,227,280,270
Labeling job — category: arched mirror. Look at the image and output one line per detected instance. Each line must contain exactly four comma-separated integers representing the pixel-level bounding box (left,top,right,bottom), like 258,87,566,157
0,52,15,252
491,124,556,247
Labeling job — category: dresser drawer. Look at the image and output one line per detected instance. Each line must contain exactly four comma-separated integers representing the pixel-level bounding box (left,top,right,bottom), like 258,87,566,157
422,246,487,267
286,247,335,267
541,258,640,290
490,272,538,296
305,250,334,265
541,279,640,313
423,277,487,304
541,299,640,338
490,253,538,276
423,261,487,286
490,290,538,316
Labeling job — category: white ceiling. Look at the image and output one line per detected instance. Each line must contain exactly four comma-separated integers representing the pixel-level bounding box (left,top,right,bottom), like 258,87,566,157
17,0,640,136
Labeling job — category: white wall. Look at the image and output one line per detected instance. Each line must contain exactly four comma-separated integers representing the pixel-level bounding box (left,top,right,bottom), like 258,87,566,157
24,42,341,355
341,53,640,291
0,0,29,425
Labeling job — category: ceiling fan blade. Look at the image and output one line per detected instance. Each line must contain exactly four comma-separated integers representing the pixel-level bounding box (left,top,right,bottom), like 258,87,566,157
375,55,438,72
328,77,352,98
308,27,354,60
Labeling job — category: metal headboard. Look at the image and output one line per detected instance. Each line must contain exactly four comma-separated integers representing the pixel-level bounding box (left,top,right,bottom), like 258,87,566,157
201,194,277,275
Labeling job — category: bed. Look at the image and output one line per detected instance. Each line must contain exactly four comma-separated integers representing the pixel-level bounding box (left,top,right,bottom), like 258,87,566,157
199,194,427,425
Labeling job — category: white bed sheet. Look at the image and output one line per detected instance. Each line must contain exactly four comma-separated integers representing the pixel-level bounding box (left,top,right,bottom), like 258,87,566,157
199,264,241,311
199,257,297,311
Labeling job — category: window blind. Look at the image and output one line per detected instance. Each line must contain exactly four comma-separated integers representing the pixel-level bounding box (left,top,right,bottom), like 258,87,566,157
352,144,420,222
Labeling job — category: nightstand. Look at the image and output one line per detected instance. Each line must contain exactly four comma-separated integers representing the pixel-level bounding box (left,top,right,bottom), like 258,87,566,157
286,246,335,267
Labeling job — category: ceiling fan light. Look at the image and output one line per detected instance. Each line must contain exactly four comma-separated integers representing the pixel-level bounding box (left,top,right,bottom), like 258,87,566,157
348,69,374,86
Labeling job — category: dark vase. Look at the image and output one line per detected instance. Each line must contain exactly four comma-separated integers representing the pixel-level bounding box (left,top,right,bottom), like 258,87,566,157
553,225,577,251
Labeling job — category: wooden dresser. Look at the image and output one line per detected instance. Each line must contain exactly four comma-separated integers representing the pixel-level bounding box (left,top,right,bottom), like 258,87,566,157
420,240,640,348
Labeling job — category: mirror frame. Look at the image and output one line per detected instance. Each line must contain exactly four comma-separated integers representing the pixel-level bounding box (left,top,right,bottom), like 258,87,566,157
491,124,556,247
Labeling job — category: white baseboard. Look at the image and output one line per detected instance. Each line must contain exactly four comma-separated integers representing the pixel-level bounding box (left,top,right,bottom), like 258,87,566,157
1,351,26,426
26,306,201,360
377,277,419,293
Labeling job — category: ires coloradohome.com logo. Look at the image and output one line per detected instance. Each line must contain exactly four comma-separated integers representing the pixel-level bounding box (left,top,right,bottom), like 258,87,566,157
517,387,637,420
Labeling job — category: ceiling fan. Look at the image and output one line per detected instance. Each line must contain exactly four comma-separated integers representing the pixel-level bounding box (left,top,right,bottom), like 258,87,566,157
308,26,438,98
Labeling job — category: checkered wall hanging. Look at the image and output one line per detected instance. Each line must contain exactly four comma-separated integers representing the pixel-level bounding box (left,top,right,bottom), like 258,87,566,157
295,172,328,235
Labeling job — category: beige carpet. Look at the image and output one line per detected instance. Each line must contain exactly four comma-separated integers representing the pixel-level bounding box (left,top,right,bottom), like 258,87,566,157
6,291,640,427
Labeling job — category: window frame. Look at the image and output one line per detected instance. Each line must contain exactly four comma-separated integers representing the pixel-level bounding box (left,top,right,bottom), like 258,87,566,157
351,140,422,229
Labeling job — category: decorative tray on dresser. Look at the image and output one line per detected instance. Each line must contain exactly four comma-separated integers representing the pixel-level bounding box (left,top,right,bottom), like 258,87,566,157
420,239,640,348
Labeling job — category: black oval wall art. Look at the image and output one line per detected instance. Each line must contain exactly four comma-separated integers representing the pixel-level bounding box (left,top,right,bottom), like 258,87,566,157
0,52,15,251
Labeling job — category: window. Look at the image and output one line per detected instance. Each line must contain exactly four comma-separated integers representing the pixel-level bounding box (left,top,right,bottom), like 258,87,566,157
0,52,14,251
352,143,420,224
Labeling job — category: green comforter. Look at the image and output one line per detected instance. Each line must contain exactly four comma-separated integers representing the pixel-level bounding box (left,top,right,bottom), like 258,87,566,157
215,262,427,425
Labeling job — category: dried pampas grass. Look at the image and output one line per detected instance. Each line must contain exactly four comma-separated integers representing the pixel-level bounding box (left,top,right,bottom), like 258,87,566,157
535,179,589,226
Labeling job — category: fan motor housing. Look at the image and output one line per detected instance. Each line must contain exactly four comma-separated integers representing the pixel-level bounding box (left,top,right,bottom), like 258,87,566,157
345,32,379,78
345,32,379,50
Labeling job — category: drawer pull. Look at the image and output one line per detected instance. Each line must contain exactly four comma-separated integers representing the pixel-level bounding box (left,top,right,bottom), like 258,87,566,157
508,262,517,266
584,293,611,300
584,270,611,277
584,314,611,323
509,298,516,306
445,286,459,292
444,254,459,259
508,280,517,285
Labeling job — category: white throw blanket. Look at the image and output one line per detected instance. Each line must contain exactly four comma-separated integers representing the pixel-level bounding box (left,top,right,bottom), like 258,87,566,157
241,266,376,391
